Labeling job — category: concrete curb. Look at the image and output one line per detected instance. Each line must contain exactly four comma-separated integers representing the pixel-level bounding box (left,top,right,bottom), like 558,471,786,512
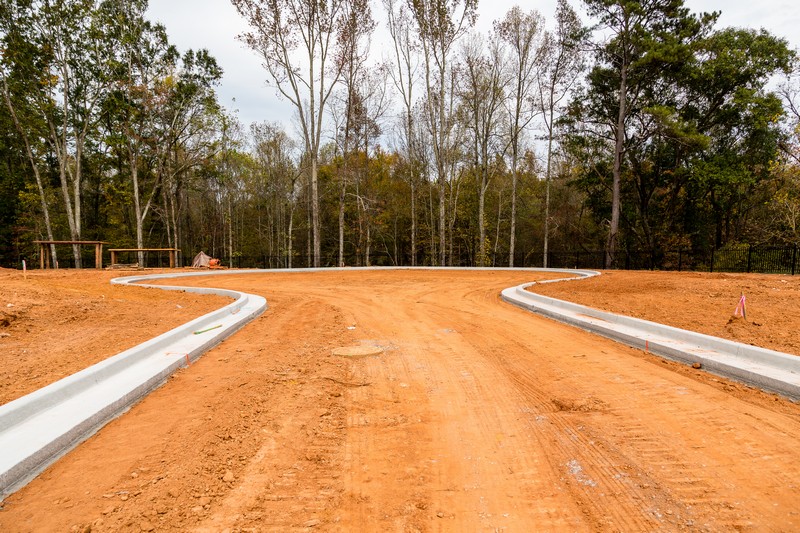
0,270,267,499
501,275,800,401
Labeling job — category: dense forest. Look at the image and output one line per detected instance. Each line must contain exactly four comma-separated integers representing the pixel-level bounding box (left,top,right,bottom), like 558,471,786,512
1,0,799,270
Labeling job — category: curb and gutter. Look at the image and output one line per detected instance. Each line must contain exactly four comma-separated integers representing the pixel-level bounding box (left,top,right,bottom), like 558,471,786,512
501,272,800,401
0,270,267,499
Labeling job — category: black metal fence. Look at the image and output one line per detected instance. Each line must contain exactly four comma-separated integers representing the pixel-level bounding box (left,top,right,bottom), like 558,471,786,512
21,243,799,275
544,245,799,275
220,245,798,275
223,253,405,269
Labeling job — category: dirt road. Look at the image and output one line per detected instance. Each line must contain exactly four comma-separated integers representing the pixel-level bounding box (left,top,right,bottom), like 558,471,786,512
2,269,800,532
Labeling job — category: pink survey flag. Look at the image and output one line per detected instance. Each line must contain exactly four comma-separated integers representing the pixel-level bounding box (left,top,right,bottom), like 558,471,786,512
734,293,747,320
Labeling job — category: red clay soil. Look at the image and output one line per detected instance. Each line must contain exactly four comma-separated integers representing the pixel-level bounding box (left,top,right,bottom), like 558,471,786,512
1,269,800,532
0,268,230,405
529,270,800,356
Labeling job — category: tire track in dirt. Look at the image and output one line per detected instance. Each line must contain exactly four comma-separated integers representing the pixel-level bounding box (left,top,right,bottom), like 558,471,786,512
448,286,800,531
459,330,703,530
194,296,351,532
418,286,658,531
330,278,590,530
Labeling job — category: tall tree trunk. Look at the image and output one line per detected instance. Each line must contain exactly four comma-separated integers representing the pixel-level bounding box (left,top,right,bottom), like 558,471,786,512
311,159,321,267
494,191,503,266
305,210,310,266
429,184,436,263
393,214,399,265
288,202,295,269
131,149,146,266
448,177,461,266
48,69,82,267
172,172,182,263
228,196,234,267
543,132,554,268
410,180,417,266
339,178,345,266
2,80,58,267
365,222,371,266
162,186,172,251
55,149,79,266
439,178,446,266
478,171,487,267
607,59,627,269
171,187,179,253
437,64,448,267
72,134,84,267
51,111,80,267
509,153,518,267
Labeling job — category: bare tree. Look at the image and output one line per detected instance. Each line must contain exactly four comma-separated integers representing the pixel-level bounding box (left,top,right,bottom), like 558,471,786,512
233,0,350,267
771,65,800,244
537,0,584,267
385,0,421,264
779,65,800,166
458,33,507,266
332,0,375,266
495,6,544,267
35,0,114,266
0,25,59,266
406,0,477,265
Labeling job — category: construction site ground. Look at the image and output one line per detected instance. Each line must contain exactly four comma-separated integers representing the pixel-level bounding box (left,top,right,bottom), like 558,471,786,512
1,268,799,532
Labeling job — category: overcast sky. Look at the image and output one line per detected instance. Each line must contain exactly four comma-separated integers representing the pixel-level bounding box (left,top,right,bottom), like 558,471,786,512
145,0,800,133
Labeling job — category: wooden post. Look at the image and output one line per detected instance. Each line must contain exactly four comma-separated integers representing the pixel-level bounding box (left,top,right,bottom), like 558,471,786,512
39,243,46,270
95,243,103,269
169,249,176,268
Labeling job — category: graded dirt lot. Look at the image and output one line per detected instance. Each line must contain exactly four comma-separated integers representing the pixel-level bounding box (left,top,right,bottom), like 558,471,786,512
2,268,800,532
530,270,800,356
0,269,231,405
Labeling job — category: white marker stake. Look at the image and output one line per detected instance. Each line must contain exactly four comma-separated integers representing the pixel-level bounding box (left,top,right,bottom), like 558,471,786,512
22,260,26,279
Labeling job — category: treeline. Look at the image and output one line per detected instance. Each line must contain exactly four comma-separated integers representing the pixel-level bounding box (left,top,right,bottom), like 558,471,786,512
1,0,799,269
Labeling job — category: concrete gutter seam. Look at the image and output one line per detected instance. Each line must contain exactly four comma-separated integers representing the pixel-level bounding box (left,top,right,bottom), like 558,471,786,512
0,270,267,499
501,274,800,401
